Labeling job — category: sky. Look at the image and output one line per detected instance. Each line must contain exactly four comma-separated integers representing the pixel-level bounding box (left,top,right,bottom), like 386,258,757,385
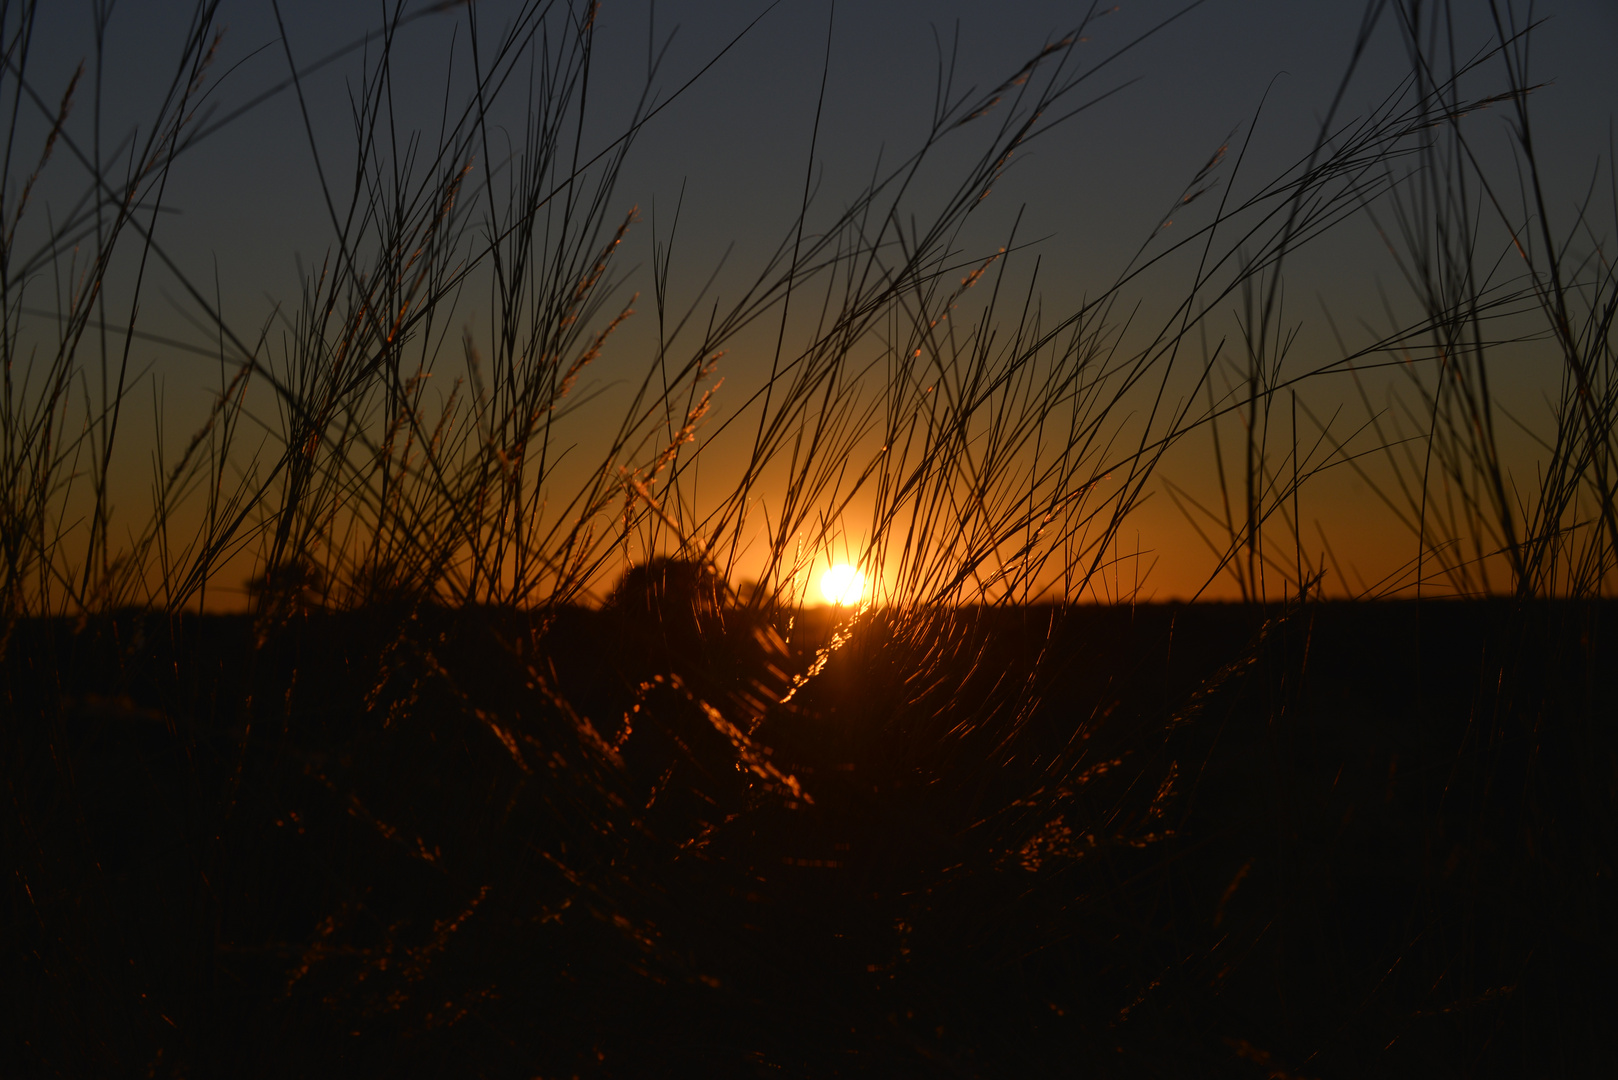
10,0,1618,603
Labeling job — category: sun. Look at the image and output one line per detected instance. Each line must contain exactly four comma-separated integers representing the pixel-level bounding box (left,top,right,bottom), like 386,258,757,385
819,563,866,606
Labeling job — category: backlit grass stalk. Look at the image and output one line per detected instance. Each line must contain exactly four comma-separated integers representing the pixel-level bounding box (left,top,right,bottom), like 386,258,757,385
3,0,1610,635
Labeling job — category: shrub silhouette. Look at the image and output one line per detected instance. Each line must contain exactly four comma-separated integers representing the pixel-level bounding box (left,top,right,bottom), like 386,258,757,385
606,556,728,622
4,1,1616,1075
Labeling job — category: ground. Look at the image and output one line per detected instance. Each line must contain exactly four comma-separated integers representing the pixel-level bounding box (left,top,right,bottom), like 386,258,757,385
5,600,1614,1077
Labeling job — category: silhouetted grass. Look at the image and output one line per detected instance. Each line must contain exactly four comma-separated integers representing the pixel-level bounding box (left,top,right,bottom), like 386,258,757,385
3,1,1615,1076
7,599,1614,1075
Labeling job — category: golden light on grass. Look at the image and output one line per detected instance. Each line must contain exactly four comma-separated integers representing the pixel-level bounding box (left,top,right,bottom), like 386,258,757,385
819,563,866,606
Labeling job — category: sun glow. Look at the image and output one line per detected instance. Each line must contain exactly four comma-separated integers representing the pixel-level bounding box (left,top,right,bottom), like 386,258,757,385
819,563,866,606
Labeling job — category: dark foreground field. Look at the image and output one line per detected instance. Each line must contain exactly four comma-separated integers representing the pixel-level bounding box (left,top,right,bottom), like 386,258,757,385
5,598,1614,1077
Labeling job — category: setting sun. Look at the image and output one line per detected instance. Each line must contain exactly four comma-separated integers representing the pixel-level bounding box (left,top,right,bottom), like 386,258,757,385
819,563,866,606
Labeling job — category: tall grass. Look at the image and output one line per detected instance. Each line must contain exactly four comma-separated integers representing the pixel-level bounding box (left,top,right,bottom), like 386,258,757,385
5,0,1605,624
2,0,1614,1074
1168,2,1618,602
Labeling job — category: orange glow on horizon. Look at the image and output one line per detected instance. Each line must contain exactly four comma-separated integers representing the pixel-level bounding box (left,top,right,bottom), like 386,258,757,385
819,563,866,606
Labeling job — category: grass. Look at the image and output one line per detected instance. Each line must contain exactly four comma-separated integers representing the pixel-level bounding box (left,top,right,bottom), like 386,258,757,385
3,0,1615,1075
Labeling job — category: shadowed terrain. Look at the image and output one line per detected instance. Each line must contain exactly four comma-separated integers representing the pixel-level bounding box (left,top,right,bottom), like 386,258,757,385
7,599,1613,1076
3,1,1616,1074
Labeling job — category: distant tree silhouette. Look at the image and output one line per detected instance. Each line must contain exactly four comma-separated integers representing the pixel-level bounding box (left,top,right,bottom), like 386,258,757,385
246,557,327,616
606,556,728,625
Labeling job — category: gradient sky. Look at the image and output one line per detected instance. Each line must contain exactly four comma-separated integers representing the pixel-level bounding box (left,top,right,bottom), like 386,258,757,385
14,0,1618,601
51,0,1604,313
